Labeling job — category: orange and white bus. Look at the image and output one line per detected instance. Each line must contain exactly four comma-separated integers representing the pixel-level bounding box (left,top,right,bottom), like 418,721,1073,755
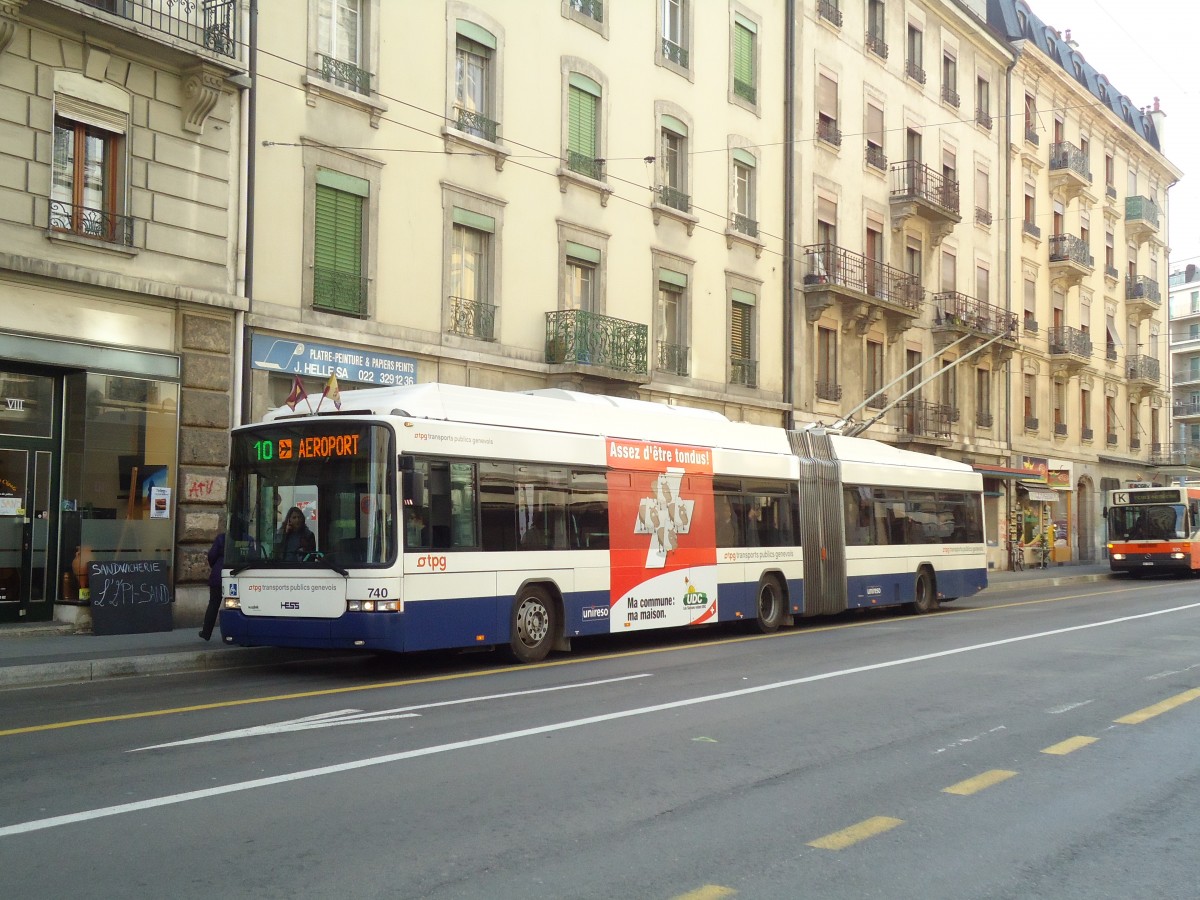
1106,485,1200,576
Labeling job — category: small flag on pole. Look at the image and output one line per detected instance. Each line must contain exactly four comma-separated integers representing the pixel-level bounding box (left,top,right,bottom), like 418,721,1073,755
321,373,342,410
284,375,308,411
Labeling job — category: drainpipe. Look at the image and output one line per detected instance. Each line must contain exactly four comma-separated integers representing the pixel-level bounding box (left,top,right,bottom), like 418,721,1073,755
240,0,258,427
783,0,796,428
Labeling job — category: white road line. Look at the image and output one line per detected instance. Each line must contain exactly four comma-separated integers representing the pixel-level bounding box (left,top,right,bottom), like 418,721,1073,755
5,601,1200,838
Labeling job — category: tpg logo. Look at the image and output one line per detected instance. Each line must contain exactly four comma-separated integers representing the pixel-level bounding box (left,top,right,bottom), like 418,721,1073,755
416,555,448,571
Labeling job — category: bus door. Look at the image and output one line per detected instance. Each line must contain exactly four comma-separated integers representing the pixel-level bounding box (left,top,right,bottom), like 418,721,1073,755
789,430,847,615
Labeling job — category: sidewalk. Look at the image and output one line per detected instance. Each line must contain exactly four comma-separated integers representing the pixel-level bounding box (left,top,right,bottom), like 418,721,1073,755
0,561,1115,689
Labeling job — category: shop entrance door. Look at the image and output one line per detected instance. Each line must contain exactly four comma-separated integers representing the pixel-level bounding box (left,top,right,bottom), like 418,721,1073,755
0,371,59,623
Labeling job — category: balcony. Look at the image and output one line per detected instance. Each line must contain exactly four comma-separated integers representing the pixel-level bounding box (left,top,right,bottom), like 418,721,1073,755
1126,354,1161,401
656,341,690,377
818,0,843,27
800,243,924,339
816,117,842,148
1125,196,1160,244
49,199,134,247
975,207,992,226
865,31,888,60
905,59,926,84
1054,422,1068,437
447,296,496,340
941,84,960,108
568,0,604,22
1125,275,1161,321
545,309,648,380
1105,265,1119,282
1025,126,1039,146
1023,316,1039,334
662,38,689,68
976,109,993,130
897,399,957,443
1174,366,1200,387
76,0,238,58
1152,443,1200,468
865,392,888,410
730,357,758,388
1172,402,1200,422
890,160,960,243
865,144,887,172
1025,416,1040,432
932,291,1019,354
566,150,604,182
734,78,757,104
977,411,994,428
1048,233,1094,288
455,107,499,143
1107,432,1118,446
1022,220,1042,240
313,268,368,317
1048,141,1092,200
1048,324,1093,375
816,381,843,402
1131,437,1142,451
317,53,372,96
1082,427,1094,441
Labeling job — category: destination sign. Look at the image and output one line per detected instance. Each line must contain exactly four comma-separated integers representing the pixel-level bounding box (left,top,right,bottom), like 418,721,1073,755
237,425,383,466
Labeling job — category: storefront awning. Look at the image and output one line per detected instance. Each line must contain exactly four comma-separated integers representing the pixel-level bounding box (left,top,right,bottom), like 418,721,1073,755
1019,483,1058,502
971,464,1030,479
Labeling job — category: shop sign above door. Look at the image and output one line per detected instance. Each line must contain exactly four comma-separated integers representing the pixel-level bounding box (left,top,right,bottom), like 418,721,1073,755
250,335,417,386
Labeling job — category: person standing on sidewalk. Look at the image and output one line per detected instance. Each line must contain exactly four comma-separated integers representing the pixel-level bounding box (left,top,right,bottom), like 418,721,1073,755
199,530,225,641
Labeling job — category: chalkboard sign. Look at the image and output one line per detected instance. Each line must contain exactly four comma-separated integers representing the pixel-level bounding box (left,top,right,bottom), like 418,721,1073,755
88,559,174,635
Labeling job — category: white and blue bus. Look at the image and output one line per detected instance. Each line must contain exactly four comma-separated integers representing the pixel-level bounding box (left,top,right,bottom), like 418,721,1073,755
220,383,986,662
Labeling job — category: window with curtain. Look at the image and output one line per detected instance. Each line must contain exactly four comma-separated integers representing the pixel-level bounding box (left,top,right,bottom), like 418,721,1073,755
567,77,601,179
733,152,756,235
52,116,124,244
565,243,599,312
316,0,367,93
662,0,688,66
732,16,756,103
313,173,367,316
659,121,688,210
455,28,495,140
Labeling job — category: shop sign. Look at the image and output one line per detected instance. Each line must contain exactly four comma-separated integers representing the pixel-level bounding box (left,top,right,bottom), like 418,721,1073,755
250,334,417,387
1020,456,1049,483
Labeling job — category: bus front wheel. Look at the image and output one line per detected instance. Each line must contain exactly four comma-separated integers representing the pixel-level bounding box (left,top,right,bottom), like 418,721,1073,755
754,575,786,634
509,586,558,663
908,568,936,615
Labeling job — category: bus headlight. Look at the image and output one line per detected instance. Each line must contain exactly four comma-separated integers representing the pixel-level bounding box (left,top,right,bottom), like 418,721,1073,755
347,599,401,613
1110,553,1125,560
223,596,240,609
1172,552,1186,560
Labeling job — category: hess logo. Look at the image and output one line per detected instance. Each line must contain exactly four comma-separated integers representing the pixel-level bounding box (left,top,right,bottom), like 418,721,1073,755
416,555,448,572
280,601,300,610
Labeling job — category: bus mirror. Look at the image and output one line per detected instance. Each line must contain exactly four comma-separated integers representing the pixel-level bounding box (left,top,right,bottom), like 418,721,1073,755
398,455,414,472
402,469,425,503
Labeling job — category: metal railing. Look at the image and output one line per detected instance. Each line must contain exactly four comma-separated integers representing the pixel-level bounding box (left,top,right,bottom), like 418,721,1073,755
448,296,496,340
898,399,956,438
1054,422,1068,436
318,53,371,95
1125,275,1161,303
905,59,926,83
730,356,758,387
567,150,604,181
662,37,689,68
1025,127,1039,145
890,160,959,215
1023,220,1042,239
1125,195,1160,227
568,0,604,22
975,207,992,226
1105,265,1119,280
455,108,499,143
977,411,994,428
1049,141,1091,181
1048,325,1093,358
816,381,843,401
1150,443,1200,466
801,244,924,312
734,78,756,104
657,184,691,213
865,144,887,170
941,84,959,107
545,309,648,374
1025,416,1040,431
865,31,888,59
731,214,758,238
313,268,368,316
932,291,1019,340
818,0,843,26
79,0,238,57
1126,354,1160,382
656,341,689,376
49,199,134,246
975,109,993,130
1082,427,1094,441
816,117,842,147
1048,233,1094,268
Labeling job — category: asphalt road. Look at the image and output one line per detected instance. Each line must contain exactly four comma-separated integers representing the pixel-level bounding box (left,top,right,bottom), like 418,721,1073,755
3,577,1200,899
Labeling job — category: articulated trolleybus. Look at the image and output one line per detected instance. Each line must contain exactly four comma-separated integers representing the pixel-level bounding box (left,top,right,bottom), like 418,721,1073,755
220,384,986,662
1106,485,1200,576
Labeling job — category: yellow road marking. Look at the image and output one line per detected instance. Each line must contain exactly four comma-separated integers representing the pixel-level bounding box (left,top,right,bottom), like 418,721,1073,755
942,769,1018,795
1042,735,1097,755
808,816,904,850
0,583,1149,739
1114,687,1200,724
671,886,737,900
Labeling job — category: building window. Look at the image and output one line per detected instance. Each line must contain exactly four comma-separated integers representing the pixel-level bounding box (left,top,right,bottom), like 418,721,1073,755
906,25,924,83
658,117,690,211
566,74,602,180
1023,93,1037,143
657,269,689,376
865,101,886,169
565,242,599,312
866,339,884,407
661,0,690,70
975,76,991,128
455,24,498,142
730,289,756,387
732,149,757,237
448,207,497,340
941,51,958,107
1081,388,1091,435
866,0,887,58
51,116,128,245
1024,373,1037,421
817,326,840,400
817,73,840,146
732,14,757,104
313,170,368,317
975,368,991,425
315,0,370,94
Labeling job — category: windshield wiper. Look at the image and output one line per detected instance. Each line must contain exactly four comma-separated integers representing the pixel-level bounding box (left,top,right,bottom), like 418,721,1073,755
303,551,349,576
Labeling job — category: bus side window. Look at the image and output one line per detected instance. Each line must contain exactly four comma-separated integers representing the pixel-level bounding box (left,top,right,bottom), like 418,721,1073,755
571,469,609,550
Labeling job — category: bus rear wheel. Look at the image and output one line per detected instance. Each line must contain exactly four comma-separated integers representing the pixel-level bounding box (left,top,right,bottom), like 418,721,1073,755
907,568,937,614
509,586,558,663
754,575,785,634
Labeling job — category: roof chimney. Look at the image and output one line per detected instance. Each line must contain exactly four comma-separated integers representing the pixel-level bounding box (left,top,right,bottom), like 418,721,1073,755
1064,29,1078,49
1148,96,1167,148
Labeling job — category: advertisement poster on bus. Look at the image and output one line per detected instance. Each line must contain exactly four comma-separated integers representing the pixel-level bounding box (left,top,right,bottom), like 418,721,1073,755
606,437,718,632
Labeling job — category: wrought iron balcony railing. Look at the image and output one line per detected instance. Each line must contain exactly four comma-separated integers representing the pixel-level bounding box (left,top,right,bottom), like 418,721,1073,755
662,37,689,68
816,118,842,147
567,150,604,181
816,381,843,401
1107,432,1118,445
455,107,499,143
865,392,888,410
734,78,757,104
975,207,992,226
1125,195,1160,227
865,144,887,171
818,0,843,27
448,296,496,340
545,309,648,374
656,341,689,376
1024,316,1039,334
890,160,959,216
318,53,371,95
933,291,1019,340
865,31,888,59
941,84,960,108
313,268,368,317
1022,220,1042,239
656,184,691,213
1048,232,1094,268
731,214,758,238
975,109,993,130
79,0,238,57
1150,443,1200,466
1125,274,1161,303
905,59,926,84
1106,185,1118,199
568,0,604,22
49,199,134,246
977,411,994,428
1082,427,1094,441
801,244,925,313
730,356,758,387
1131,437,1142,451
1048,325,1093,358
1106,345,1118,362
1025,416,1040,431
898,399,956,439
1126,354,1160,382
1025,127,1039,145
1049,141,1091,181
1105,265,1119,280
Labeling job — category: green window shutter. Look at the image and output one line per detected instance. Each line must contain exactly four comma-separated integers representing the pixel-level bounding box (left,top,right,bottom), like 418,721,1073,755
314,184,364,312
568,85,598,157
734,23,754,87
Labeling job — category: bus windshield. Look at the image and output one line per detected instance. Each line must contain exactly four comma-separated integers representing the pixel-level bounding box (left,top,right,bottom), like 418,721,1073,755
226,422,396,568
1108,504,1185,541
